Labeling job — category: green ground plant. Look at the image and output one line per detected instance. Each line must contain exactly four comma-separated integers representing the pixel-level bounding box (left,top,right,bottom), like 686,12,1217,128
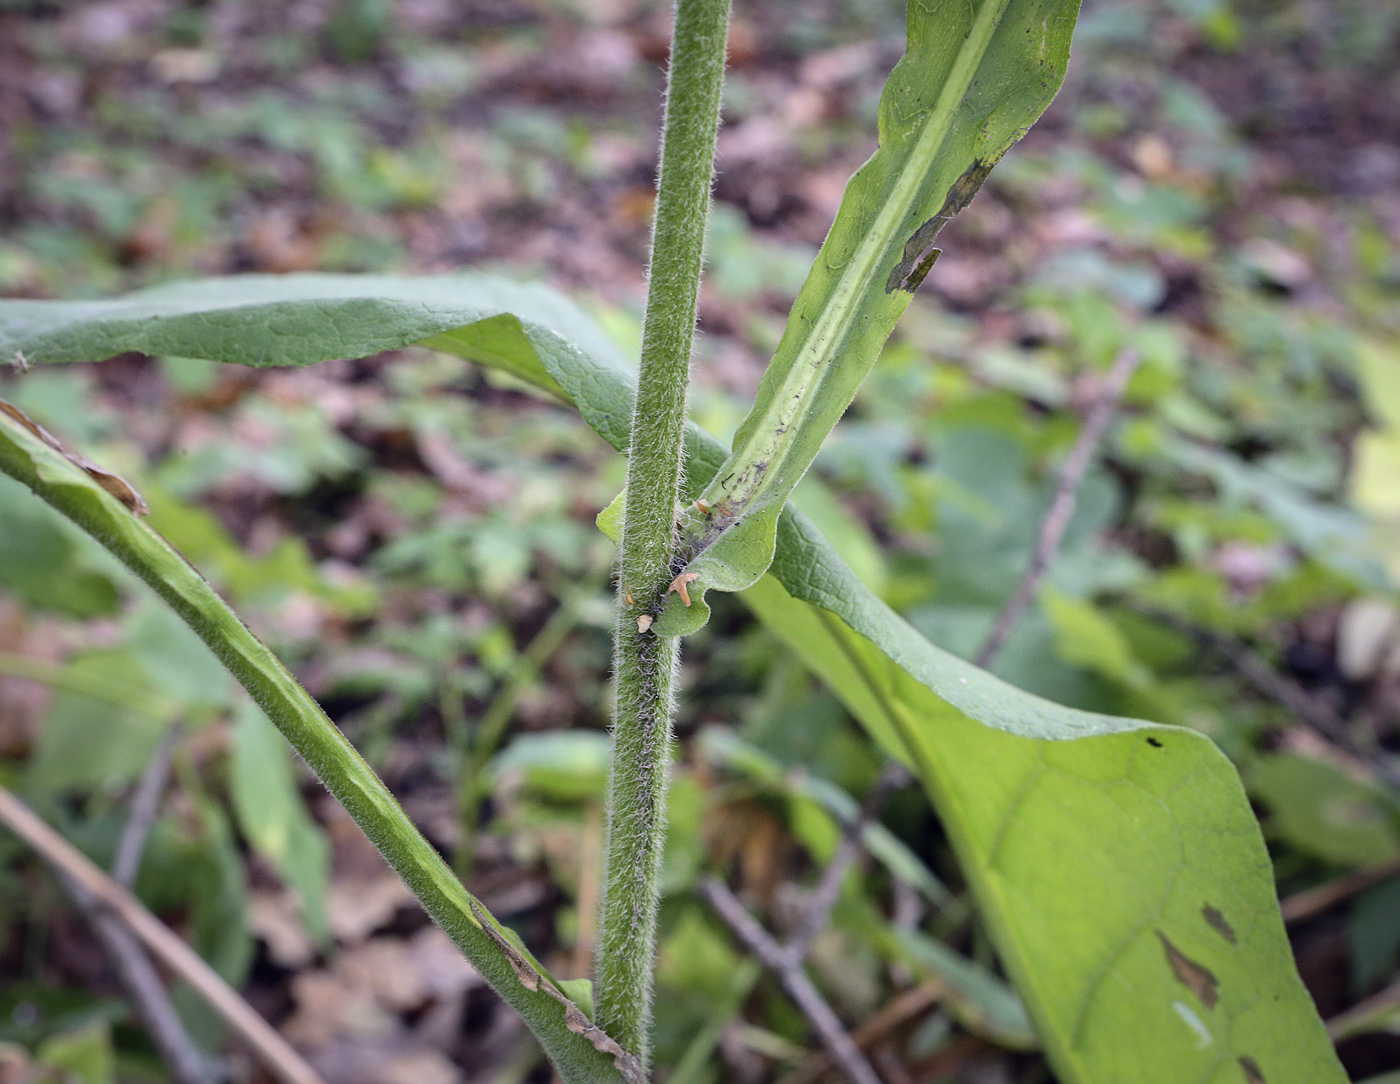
0,0,1357,1082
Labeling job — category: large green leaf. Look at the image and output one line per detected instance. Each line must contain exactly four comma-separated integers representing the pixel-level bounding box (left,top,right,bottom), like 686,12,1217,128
0,273,1345,1082
649,0,1081,636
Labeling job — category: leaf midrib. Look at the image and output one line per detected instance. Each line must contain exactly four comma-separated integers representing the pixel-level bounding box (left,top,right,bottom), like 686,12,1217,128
695,0,1014,524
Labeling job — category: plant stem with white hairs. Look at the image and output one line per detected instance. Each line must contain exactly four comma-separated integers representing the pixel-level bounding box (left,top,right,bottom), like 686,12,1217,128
594,0,732,1066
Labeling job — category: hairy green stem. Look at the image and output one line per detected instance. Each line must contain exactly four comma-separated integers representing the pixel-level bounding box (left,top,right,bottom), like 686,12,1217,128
596,0,731,1063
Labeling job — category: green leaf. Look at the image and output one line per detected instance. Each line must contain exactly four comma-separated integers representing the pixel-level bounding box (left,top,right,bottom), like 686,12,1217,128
490,731,612,802
1163,435,1387,589
1249,752,1400,868
230,703,333,946
0,474,121,617
647,0,1083,635
0,274,598,390
889,928,1037,1050
185,798,255,986
36,1021,115,1084
1040,586,1153,690
24,652,170,795
741,565,1341,1083
0,273,1345,1082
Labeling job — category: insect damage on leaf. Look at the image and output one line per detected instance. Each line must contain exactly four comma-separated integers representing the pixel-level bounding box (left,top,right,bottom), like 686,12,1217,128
0,398,148,515
1201,903,1237,945
885,154,1002,294
1157,930,1220,1009
1239,1055,1267,1084
468,900,646,1084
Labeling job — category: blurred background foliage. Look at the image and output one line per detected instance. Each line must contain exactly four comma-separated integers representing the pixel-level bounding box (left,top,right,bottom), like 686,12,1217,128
0,0,1398,1080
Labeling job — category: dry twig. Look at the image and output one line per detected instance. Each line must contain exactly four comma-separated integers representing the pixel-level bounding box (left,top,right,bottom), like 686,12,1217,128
1146,609,1400,792
975,349,1141,668
1281,851,1400,925
700,761,914,1084
0,784,327,1084
1326,974,1400,1041
776,983,944,1084
62,873,216,1084
70,725,217,1084
784,762,910,967
111,726,180,887
702,877,884,1084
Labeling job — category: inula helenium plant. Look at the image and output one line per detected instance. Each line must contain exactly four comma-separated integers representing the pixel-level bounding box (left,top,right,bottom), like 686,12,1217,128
0,1,1349,1081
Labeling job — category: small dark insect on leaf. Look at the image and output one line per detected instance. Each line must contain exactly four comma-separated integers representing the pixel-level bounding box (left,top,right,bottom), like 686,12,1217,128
1147,737,1163,748
0,398,148,515
1239,1055,1266,1084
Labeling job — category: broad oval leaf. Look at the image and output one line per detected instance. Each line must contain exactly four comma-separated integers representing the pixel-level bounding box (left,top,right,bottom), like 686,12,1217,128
651,0,1083,636
0,273,1346,1083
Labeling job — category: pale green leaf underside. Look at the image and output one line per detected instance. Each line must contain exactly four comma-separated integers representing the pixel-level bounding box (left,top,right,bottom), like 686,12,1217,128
651,0,1081,636
0,275,1344,1083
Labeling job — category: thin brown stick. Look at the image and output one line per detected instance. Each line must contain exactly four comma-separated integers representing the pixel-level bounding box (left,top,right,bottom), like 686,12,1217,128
63,873,216,1084
0,784,326,1084
1281,851,1400,925
1326,974,1400,1041
573,800,604,979
776,983,943,1084
975,349,1141,669
1146,609,1400,792
112,725,180,887
702,877,883,1084
91,723,216,1084
784,762,909,967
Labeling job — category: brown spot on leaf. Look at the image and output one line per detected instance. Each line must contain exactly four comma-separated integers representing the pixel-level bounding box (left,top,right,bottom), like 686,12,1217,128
1202,903,1237,944
1239,1055,1266,1084
1156,930,1219,1009
886,152,1004,294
